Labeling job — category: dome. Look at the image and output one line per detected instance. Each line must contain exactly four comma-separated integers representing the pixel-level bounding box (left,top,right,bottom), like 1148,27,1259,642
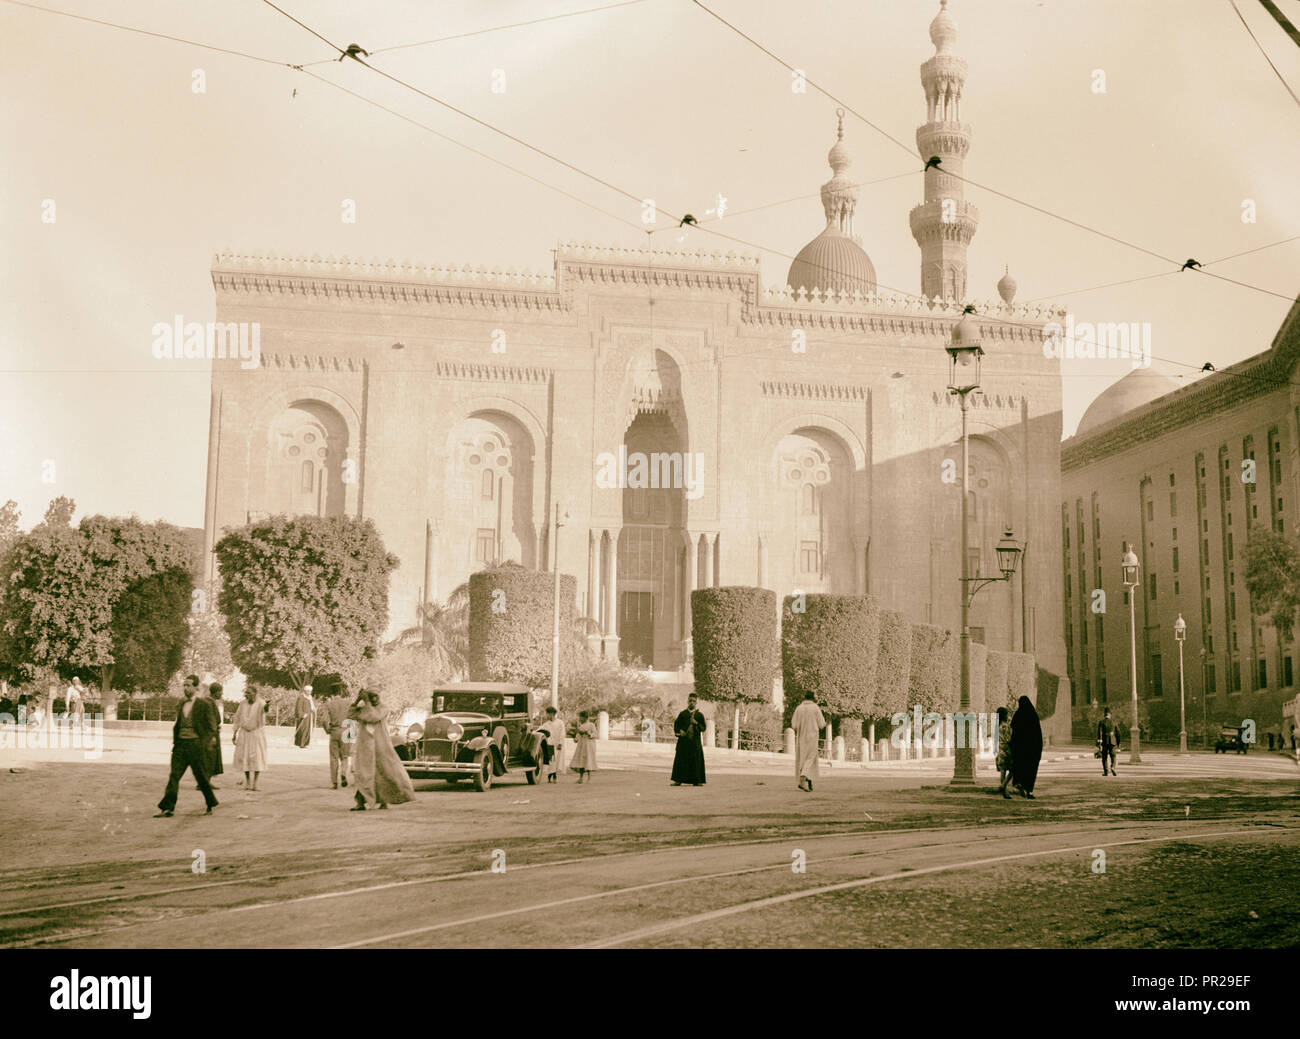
787,229,877,297
997,267,1017,304
930,0,957,54
1076,368,1181,436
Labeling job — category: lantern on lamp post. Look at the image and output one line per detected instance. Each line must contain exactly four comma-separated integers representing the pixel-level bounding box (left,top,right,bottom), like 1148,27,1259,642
946,307,1021,785
1121,544,1142,764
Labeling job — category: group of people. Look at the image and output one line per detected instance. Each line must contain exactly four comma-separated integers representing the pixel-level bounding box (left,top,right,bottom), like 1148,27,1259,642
156,676,273,816
995,696,1044,799
529,707,599,782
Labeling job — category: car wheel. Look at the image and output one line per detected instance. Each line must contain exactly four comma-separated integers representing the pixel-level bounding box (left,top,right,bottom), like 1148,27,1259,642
472,751,493,792
525,764,540,785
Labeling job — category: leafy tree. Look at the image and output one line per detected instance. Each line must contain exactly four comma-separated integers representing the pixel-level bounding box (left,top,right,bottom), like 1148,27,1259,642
1244,528,1300,641
0,500,20,555
214,515,398,692
393,581,471,678
560,654,659,720
109,566,193,692
0,512,194,714
41,496,76,529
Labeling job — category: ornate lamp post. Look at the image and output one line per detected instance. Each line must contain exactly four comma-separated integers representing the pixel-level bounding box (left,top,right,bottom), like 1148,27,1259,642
1174,613,1187,754
1122,544,1142,764
550,502,570,709
947,308,1022,785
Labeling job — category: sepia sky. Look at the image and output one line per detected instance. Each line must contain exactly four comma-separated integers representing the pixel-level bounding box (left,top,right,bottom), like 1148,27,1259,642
2,0,1298,530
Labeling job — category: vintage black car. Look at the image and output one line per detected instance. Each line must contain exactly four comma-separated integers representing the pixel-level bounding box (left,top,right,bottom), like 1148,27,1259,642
393,682,544,791
1214,725,1249,754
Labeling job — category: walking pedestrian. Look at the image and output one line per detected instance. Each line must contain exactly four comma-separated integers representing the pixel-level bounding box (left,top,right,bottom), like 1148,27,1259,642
232,685,269,790
293,685,316,748
65,677,86,723
1009,695,1043,799
792,691,826,792
995,706,1014,798
570,711,597,782
1096,706,1120,777
155,677,218,817
670,695,707,786
348,690,414,810
320,692,353,789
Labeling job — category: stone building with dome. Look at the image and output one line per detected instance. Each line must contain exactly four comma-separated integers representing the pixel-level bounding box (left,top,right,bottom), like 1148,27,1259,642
201,3,1069,719
1061,297,1300,743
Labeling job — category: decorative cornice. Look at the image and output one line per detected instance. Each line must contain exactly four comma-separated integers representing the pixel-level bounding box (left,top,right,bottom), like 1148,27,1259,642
262,352,364,372
761,380,869,401
933,389,1024,410
749,293,1062,340
1061,360,1284,471
432,360,551,384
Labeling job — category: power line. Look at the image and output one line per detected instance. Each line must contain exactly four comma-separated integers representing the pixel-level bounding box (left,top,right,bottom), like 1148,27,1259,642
0,0,293,66
1022,235,1300,304
689,0,1299,305
1230,0,1300,110
296,69,643,234
259,0,343,56
299,0,652,68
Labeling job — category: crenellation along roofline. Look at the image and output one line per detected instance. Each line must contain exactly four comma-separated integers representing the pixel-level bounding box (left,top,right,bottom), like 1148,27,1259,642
211,246,1066,328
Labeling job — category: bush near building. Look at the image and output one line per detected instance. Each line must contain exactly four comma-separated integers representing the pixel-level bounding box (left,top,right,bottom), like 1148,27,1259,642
467,562,579,688
780,593,880,731
985,650,1011,714
969,641,989,713
1005,652,1037,710
873,609,913,721
908,623,959,712
692,588,777,740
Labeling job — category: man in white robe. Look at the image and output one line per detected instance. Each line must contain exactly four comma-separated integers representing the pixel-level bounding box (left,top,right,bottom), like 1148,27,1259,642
232,687,269,790
791,692,826,792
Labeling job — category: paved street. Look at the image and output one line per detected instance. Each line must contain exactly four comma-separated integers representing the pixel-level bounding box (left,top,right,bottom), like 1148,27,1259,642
1,735,1295,948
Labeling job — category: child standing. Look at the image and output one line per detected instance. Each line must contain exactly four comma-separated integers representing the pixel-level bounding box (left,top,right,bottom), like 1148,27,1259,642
570,711,597,783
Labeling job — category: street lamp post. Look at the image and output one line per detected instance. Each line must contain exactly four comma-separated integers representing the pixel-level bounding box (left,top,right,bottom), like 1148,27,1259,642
1174,613,1187,754
1122,544,1142,764
946,307,1022,785
550,502,569,710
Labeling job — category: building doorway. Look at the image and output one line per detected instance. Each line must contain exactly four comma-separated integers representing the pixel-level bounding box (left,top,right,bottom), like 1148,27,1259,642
619,591,654,667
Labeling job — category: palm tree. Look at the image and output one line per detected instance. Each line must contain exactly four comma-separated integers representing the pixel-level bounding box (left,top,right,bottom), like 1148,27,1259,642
393,581,470,679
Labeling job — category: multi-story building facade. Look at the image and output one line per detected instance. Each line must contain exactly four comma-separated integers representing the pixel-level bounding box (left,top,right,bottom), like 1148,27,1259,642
1061,298,1300,742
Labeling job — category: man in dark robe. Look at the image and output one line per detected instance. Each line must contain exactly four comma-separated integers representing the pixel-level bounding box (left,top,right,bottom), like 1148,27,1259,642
199,683,224,788
670,695,707,786
1009,695,1043,799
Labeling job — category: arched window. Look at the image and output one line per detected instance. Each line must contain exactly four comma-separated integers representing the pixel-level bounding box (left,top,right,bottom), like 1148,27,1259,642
300,460,314,493
482,468,495,500
801,483,818,515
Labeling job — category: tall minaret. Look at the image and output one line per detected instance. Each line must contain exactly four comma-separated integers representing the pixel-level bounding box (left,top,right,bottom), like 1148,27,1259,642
908,0,980,302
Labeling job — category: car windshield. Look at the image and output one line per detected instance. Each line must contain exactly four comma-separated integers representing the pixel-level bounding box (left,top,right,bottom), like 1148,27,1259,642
434,693,504,717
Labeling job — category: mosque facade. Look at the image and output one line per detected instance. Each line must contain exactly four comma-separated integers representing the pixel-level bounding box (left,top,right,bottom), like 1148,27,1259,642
201,3,1069,702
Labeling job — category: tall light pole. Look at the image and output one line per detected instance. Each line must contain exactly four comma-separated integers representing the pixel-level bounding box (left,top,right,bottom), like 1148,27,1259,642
1122,543,1142,764
550,502,569,710
1174,613,1187,754
946,307,1022,785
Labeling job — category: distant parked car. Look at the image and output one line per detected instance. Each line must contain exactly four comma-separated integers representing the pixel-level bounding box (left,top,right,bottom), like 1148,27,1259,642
1214,725,1248,754
392,682,543,791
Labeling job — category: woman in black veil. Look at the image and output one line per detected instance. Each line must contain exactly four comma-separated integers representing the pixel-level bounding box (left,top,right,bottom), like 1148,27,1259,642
1009,695,1043,799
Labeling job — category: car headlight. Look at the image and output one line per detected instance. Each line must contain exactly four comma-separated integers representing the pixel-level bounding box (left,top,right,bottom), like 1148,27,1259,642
406,723,424,741
446,723,464,741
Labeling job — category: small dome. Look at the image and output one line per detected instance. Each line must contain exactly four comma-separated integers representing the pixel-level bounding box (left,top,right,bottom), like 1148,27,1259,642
930,0,957,54
787,229,877,297
1076,368,1181,436
828,138,852,173
997,267,1017,304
